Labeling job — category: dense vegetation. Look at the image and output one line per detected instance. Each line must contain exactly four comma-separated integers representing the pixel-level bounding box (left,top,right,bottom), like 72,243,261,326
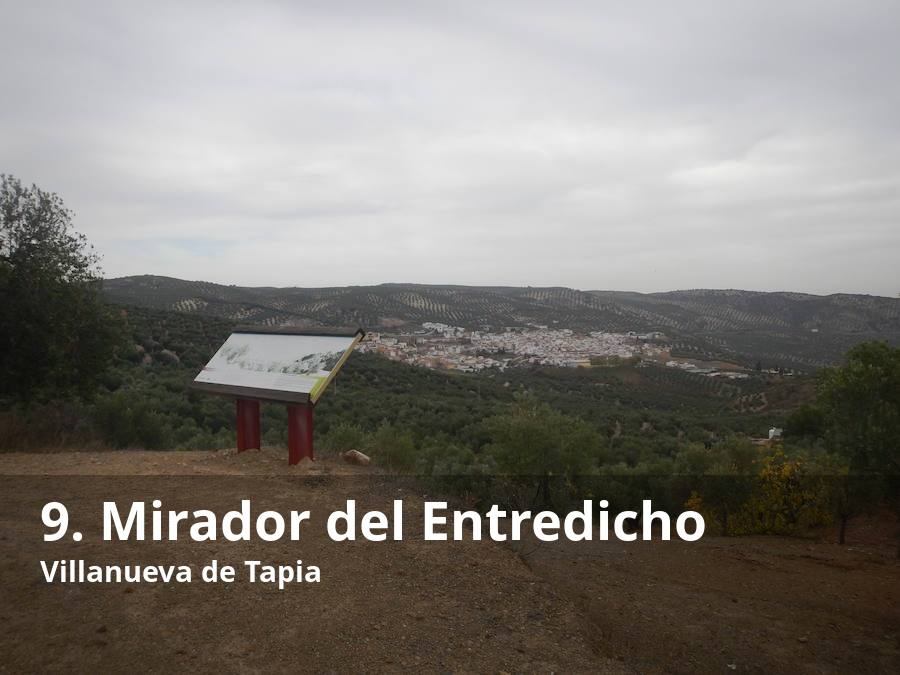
0,303,792,450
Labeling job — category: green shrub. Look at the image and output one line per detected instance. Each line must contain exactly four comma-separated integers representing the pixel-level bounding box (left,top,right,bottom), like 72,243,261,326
366,420,417,470
320,422,365,453
93,393,171,449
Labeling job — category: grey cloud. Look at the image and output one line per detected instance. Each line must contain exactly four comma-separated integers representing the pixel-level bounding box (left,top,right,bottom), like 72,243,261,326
1,0,898,295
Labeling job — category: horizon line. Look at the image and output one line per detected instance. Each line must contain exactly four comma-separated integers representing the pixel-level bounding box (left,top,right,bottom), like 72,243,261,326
102,274,900,301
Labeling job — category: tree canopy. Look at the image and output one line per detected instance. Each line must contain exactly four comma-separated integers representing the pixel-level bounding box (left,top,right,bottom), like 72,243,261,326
0,174,122,402
817,341,900,476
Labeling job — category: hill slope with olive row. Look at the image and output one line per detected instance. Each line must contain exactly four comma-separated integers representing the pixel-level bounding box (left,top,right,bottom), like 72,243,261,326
104,276,900,370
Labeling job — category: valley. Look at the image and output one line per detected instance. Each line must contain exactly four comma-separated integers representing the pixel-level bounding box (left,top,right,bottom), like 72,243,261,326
104,276,900,371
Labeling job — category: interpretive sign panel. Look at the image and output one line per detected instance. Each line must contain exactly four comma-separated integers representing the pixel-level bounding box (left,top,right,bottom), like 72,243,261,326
190,327,364,404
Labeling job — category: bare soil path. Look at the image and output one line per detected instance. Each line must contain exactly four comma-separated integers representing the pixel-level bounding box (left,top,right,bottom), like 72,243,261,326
0,450,620,673
1,450,897,673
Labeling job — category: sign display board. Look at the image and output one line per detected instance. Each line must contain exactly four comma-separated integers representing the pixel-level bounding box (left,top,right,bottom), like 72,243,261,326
190,327,364,404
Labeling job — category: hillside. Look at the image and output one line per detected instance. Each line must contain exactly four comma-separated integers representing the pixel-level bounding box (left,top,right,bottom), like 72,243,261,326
104,276,900,369
4,303,809,454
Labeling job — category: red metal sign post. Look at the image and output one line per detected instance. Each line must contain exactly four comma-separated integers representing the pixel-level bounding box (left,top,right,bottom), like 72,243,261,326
236,399,261,451
236,398,314,464
286,403,314,464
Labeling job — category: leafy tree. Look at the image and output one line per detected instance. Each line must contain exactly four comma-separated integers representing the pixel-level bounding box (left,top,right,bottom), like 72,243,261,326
738,449,830,535
674,439,758,535
818,341,900,476
817,342,899,551
783,404,826,441
484,393,599,508
0,175,123,402
807,452,874,545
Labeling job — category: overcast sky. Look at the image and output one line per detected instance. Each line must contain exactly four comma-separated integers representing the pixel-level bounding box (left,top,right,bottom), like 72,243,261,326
2,1,898,295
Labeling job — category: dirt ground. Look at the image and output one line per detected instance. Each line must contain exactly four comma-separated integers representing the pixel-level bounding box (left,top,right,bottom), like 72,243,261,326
0,449,620,673
1,450,898,673
524,531,898,673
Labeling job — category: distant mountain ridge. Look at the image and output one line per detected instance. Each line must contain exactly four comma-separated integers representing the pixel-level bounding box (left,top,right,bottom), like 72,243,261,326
104,275,900,370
